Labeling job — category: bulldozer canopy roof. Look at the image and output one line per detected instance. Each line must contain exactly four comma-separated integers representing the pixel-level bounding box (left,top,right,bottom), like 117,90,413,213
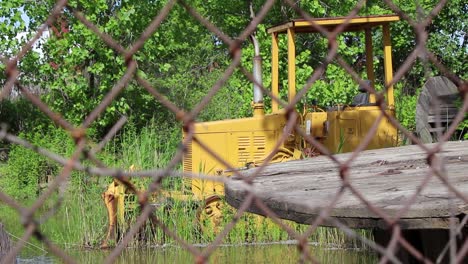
267,14,400,34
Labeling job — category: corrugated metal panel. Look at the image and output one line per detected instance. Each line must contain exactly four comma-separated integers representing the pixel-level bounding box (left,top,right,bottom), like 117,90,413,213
183,141,192,172
253,135,266,160
238,136,250,164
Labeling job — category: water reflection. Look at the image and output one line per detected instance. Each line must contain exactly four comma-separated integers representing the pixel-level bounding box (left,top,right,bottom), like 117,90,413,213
16,255,53,264
63,243,377,263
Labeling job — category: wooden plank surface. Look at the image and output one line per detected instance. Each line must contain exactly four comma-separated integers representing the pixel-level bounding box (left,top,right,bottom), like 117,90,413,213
225,141,468,229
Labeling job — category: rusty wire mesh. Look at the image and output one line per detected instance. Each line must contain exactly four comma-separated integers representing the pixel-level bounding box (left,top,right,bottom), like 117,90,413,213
0,0,467,263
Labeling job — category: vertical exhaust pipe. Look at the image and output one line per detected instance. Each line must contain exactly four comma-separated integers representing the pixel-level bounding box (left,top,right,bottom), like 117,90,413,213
250,34,264,117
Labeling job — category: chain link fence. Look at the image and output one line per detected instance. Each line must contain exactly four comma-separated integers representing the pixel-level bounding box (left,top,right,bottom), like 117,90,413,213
1,0,467,263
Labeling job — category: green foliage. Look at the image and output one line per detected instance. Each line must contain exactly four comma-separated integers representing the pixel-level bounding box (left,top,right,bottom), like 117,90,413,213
451,98,468,140
303,64,360,108
0,140,44,199
458,123,468,140
0,98,51,139
395,87,418,132
0,1,28,59
0,129,74,199
2,0,464,137
337,129,346,153
0,0,466,251
106,120,179,169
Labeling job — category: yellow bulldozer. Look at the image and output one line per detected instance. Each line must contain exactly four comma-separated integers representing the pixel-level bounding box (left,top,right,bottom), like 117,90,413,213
183,14,399,230
101,14,400,247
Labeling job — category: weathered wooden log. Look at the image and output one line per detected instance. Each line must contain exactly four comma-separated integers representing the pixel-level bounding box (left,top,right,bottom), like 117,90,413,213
416,76,460,143
225,141,468,263
226,141,468,228
0,223,11,260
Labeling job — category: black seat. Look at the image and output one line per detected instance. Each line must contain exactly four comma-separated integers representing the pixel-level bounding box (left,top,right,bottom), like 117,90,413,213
352,92,369,106
351,80,372,106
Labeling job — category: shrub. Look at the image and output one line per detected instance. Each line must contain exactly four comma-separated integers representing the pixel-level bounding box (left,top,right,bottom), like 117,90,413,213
0,129,74,200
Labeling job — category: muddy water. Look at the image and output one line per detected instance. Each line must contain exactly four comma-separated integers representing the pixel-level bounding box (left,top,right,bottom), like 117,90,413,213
55,243,377,263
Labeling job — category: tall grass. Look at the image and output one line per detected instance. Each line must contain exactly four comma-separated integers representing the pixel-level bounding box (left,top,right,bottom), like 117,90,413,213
0,121,372,251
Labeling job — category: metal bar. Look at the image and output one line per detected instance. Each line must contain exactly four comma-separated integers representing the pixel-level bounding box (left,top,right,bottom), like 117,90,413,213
365,28,376,103
271,32,279,112
287,28,296,105
383,23,394,108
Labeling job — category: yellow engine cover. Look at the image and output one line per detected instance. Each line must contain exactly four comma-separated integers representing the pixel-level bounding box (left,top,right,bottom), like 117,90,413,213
303,106,397,153
183,112,291,200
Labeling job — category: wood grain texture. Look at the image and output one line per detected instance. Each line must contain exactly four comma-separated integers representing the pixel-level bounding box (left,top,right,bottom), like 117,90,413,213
225,141,468,229
415,76,459,143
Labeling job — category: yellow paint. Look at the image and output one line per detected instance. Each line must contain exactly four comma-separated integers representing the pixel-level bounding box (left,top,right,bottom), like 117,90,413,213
101,179,126,248
303,111,327,139
383,23,394,107
271,33,279,112
293,16,400,28
185,112,290,200
101,166,194,247
322,107,397,153
365,29,376,104
287,28,296,104
267,15,400,34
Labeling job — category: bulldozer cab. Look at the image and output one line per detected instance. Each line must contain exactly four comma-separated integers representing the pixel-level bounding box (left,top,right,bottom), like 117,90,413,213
267,14,400,111
267,15,400,153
